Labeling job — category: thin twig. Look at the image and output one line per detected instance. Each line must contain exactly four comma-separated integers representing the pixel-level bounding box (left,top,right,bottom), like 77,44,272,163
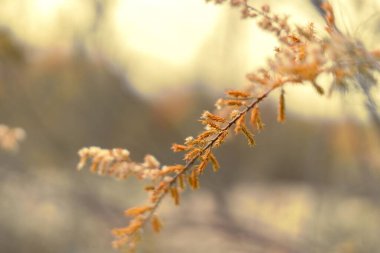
143,86,276,224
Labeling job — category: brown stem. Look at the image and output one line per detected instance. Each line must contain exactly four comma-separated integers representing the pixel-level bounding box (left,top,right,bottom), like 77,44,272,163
143,86,276,224
245,2,275,22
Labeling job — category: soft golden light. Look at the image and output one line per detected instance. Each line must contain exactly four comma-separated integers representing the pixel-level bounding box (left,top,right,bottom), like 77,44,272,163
1,0,379,120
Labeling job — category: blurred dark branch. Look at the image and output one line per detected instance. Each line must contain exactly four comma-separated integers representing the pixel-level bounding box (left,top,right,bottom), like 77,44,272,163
310,0,326,16
355,73,380,135
91,0,105,33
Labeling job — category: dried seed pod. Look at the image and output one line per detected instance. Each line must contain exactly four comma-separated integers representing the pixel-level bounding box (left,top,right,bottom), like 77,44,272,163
225,89,250,98
151,215,162,233
241,125,256,147
171,143,188,152
124,206,153,217
277,89,286,123
250,106,265,131
170,187,180,205
209,152,220,172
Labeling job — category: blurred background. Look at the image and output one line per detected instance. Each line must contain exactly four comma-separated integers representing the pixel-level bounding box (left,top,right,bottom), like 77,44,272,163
1,0,380,252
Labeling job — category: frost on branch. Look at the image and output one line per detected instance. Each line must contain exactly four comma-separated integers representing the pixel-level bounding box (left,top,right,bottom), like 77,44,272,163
77,147,161,180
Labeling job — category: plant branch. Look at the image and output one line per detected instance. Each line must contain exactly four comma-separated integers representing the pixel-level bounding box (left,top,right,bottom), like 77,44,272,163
143,85,276,224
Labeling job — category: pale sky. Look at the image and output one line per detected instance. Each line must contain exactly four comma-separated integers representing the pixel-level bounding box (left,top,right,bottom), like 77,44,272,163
1,0,379,121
